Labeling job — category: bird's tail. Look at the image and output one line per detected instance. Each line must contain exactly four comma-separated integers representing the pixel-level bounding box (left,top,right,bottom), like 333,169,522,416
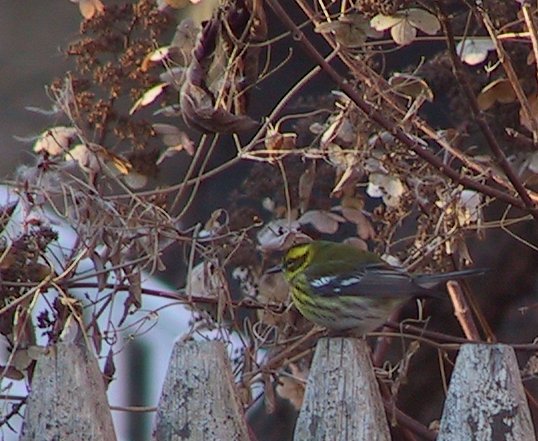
414,268,487,289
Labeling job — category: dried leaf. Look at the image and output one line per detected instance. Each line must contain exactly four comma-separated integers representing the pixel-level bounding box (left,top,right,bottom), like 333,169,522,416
264,126,297,152
89,250,107,291
456,37,495,66
298,210,345,234
367,173,405,207
66,144,101,173
477,79,516,110
104,347,116,387
391,19,417,46
276,364,308,410
141,46,172,72
389,73,434,102
129,83,168,115
331,165,361,197
27,345,49,360
127,270,142,309
12,349,33,371
340,207,375,240
371,14,402,31
70,0,104,19
406,8,440,35
371,8,439,46
315,14,382,48
153,123,195,159
180,81,259,133
257,219,308,251
0,365,24,380
34,126,77,156
321,117,355,148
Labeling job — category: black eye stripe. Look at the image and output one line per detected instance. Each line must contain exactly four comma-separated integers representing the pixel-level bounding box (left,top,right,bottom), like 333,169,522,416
285,253,308,273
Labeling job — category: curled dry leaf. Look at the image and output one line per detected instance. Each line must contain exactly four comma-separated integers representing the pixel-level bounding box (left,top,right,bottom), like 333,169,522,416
66,144,101,174
389,73,434,102
371,8,440,46
178,0,265,133
332,164,361,197
298,210,345,234
456,37,495,66
34,126,77,156
180,78,259,134
129,83,168,115
341,207,376,240
321,116,355,148
153,123,195,162
276,364,308,410
477,79,516,110
141,46,172,72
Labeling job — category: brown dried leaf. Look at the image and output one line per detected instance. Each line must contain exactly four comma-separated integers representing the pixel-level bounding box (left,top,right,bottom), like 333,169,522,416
276,364,308,410
104,347,116,387
331,165,361,197
127,270,142,309
129,83,168,115
0,365,24,380
477,79,516,110
315,14,381,48
389,73,434,102
340,207,375,240
298,210,345,234
34,126,77,156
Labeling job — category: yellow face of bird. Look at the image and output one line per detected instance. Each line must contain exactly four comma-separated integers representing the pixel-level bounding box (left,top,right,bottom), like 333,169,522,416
282,242,313,281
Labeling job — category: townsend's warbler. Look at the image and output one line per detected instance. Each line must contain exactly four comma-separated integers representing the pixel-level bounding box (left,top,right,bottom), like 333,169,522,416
277,240,484,335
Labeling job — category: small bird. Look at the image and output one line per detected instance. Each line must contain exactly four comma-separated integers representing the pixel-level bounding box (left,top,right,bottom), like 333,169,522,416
276,240,485,335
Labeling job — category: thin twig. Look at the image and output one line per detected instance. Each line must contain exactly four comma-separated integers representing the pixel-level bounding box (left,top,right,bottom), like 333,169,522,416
446,281,481,341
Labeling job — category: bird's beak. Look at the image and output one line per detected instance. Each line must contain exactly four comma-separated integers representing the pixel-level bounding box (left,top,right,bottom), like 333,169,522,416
266,264,283,274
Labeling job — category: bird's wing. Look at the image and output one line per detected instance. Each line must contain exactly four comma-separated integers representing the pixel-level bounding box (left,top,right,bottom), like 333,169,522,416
305,262,423,298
